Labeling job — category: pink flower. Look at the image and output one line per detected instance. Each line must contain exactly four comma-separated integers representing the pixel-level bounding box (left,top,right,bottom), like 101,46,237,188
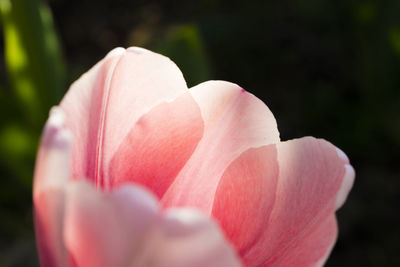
33,47,355,267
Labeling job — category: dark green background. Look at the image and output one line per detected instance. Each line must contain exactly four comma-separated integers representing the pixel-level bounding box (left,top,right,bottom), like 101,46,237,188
0,0,399,266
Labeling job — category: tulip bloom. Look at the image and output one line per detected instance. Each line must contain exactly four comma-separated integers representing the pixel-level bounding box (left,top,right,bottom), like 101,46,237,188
34,47,355,267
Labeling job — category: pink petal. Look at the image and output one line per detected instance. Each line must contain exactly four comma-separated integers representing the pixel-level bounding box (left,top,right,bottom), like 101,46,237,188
211,145,279,255
270,216,338,267
109,91,204,197
242,137,350,266
64,181,160,267
161,81,280,212
33,107,71,267
152,208,243,267
59,48,124,183
63,181,242,267
60,47,187,189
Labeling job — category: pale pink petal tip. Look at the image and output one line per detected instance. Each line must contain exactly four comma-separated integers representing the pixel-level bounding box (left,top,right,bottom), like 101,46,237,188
163,208,210,235
43,107,71,149
335,164,355,210
34,107,72,198
46,107,65,130
334,147,355,210
112,184,160,216
335,147,349,164
127,46,150,54
106,47,126,58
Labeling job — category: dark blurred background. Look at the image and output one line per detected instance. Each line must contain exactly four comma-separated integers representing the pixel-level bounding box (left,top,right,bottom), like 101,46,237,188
0,0,399,266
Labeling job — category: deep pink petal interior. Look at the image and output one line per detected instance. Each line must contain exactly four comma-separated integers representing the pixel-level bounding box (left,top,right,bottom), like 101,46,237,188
109,92,204,197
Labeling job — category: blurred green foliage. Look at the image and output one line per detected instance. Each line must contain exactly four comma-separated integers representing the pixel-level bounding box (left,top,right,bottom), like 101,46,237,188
0,0,65,265
0,0,399,266
0,0,65,126
154,24,211,87
0,0,65,187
